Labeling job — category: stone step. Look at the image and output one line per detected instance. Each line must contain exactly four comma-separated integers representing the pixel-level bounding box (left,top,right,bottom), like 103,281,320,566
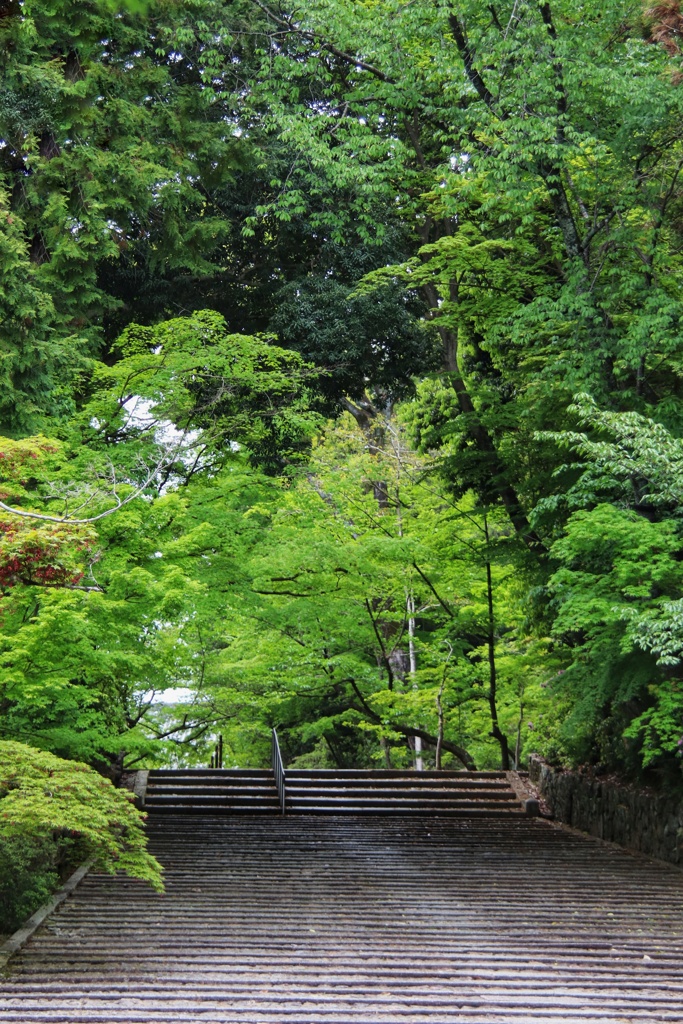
285,769,507,779
284,785,518,798
143,768,524,817
2,815,682,1022
148,769,273,778
145,785,279,797
284,778,512,790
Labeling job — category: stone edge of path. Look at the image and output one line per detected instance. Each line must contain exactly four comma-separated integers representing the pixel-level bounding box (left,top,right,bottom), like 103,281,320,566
509,769,683,873
123,769,149,808
544,816,683,873
506,770,542,816
133,769,149,808
0,859,93,972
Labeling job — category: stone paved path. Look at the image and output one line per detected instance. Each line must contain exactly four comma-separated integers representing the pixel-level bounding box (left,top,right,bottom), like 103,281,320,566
1,814,683,1023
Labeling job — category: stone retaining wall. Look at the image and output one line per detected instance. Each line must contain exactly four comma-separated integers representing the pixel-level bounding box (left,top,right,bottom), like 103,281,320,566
528,755,683,866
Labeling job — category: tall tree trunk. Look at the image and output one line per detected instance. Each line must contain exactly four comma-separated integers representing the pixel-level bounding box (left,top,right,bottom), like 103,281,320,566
484,518,510,770
434,671,446,772
435,643,453,771
407,590,423,771
514,702,524,770
420,283,544,553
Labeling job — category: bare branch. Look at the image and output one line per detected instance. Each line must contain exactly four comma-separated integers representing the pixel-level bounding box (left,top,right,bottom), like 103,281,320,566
412,561,455,618
364,597,395,689
0,440,191,525
449,15,496,109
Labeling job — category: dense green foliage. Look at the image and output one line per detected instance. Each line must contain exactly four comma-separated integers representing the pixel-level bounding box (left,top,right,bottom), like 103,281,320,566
0,741,162,931
2,0,683,910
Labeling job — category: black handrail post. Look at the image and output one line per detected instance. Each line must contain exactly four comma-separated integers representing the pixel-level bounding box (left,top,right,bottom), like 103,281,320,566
209,736,223,769
271,728,286,815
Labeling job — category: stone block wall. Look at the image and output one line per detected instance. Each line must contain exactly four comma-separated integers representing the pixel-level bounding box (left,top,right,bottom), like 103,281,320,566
528,755,683,867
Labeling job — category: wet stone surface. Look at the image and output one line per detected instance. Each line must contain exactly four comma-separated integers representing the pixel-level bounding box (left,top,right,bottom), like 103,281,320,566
1,813,683,1023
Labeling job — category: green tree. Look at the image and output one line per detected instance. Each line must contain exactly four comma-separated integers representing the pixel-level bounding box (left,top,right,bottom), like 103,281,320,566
3,0,683,791
0,740,162,932
537,397,683,779
0,0,255,430
230,0,683,548
0,311,320,769
191,412,551,771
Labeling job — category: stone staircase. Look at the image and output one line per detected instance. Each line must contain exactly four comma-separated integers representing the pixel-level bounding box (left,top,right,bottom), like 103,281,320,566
143,767,527,816
143,769,280,814
3,814,683,1022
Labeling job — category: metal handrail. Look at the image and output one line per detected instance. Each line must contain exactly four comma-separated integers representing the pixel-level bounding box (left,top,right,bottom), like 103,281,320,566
271,728,286,815
209,734,223,769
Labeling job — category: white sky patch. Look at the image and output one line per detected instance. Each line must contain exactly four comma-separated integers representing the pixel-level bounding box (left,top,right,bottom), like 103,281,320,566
123,395,202,449
147,686,195,705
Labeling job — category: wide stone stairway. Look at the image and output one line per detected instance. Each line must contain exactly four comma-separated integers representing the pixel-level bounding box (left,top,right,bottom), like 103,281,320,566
1,768,683,1023
142,767,526,815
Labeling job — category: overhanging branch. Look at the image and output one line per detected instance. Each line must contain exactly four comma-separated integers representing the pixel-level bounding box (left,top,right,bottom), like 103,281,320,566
248,0,394,82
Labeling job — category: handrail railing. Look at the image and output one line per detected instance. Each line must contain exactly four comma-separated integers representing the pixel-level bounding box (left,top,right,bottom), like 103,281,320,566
209,734,223,769
271,728,286,815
